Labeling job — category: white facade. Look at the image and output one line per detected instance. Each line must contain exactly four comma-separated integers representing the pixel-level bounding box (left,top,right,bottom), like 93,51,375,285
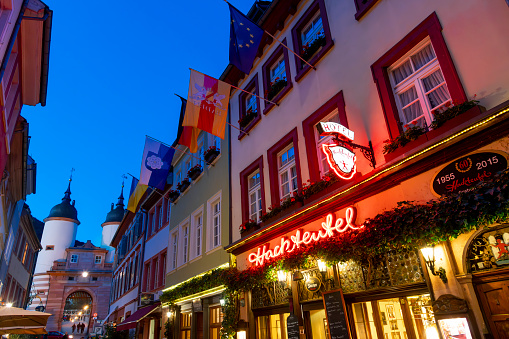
101,222,119,263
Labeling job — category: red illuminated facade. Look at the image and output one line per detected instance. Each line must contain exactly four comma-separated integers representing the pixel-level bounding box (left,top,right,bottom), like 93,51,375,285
223,0,509,338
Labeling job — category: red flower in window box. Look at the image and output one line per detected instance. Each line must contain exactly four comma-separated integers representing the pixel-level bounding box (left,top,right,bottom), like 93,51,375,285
176,178,191,192
187,164,203,181
238,108,258,129
301,33,326,62
168,190,180,203
204,146,220,164
266,77,287,101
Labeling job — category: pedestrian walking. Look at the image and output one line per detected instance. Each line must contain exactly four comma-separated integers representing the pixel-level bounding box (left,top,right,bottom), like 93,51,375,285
72,323,76,333
63,332,69,339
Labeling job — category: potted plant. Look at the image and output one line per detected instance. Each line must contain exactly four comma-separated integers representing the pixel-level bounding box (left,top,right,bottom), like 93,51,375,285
187,164,203,181
177,178,191,192
301,33,326,62
168,190,180,203
265,77,287,101
239,219,260,237
382,125,427,155
204,146,220,164
238,108,258,129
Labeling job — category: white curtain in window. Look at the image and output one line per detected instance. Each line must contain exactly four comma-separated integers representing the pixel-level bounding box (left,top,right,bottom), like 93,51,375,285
423,70,450,108
392,60,413,84
411,44,435,70
399,87,424,127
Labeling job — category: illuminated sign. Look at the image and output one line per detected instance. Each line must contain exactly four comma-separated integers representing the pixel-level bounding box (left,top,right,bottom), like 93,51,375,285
319,122,358,180
317,122,354,141
248,207,364,266
322,144,356,180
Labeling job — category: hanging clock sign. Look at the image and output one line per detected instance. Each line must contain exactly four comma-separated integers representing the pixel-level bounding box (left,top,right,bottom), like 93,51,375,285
431,150,508,197
318,122,357,180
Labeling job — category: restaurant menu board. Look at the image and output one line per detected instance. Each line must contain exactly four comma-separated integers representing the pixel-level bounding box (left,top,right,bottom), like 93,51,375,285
322,289,351,339
287,314,300,339
431,151,508,197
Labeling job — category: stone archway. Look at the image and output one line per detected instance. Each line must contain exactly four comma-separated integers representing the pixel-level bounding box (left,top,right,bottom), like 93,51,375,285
62,291,93,336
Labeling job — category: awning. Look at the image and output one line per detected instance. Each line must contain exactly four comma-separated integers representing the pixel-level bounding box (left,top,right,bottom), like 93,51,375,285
116,303,160,331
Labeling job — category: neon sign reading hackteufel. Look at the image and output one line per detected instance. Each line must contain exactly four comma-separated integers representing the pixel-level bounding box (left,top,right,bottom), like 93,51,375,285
248,207,364,266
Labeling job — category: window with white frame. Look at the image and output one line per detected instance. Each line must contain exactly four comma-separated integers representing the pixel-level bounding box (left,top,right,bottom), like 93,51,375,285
153,259,159,288
171,231,178,270
166,198,171,222
95,255,102,264
151,212,156,234
175,167,182,185
190,208,204,260
314,109,341,176
198,136,204,168
207,192,222,251
181,223,189,264
209,134,221,152
159,205,163,228
301,12,323,46
248,171,262,222
70,254,78,263
389,38,451,131
184,157,192,176
278,145,298,200
245,92,257,114
270,55,286,83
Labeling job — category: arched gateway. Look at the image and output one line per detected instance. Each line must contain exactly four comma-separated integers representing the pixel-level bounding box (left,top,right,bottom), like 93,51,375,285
62,291,93,335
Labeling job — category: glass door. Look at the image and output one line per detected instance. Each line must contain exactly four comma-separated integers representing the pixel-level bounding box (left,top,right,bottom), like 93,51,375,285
256,313,290,339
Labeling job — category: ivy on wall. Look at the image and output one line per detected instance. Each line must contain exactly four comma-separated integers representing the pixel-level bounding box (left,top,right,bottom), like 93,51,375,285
160,168,509,339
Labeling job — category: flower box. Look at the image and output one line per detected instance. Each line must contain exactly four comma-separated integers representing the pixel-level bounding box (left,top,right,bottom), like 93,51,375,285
265,78,287,101
177,178,191,192
240,221,261,238
187,165,203,181
301,34,326,63
204,147,220,164
168,190,180,203
384,103,486,163
261,200,304,226
239,110,258,129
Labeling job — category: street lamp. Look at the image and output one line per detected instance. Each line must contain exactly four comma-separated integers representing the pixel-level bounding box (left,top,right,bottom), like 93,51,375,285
420,246,447,283
5,303,12,308
82,271,89,277
83,305,89,310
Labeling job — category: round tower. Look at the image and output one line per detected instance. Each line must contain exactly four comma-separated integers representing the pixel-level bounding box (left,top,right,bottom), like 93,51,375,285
34,179,80,275
101,184,125,263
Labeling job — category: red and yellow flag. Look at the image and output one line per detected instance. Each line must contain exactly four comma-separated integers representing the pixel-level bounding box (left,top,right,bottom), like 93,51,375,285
183,70,231,139
178,126,200,153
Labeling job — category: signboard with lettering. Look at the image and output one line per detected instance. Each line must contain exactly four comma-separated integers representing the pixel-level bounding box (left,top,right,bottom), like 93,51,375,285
318,122,357,180
305,276,321,292
286,314,300,339
431,151,508,197
322,289,351,339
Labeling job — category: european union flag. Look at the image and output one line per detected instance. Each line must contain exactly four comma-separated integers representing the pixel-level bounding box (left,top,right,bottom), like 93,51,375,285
229,4,264,74
140,137,175,190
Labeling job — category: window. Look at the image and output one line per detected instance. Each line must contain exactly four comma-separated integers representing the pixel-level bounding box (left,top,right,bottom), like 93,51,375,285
238,74,261,139
166,198,171,222
68,276,75,281
209,134,221,152
171,231,178,270
70,254,78,263
240,157,266,225
185,156,192,175
159,204,163,228
182,224,189,264
248,171,262,222
302,91,349,182
144,263,151,292
92,277,98,281
132,254,138,286
291,0,333,80
371,13,467,143
278,145,298,201
262,39,292,114
267,128,302,205
95,255,102,264
389,40,451,130
207,192,222,251
315,110,341,175
153,259,159,288
151,212,156,234
191,208,204,260
353,0,381,20
197,136,205,168
45,245,54,251
175,167,182,186
209,306,223,339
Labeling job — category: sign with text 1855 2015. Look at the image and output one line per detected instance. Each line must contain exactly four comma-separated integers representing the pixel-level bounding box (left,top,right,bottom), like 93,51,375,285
317,122,356,180
431,151,508,197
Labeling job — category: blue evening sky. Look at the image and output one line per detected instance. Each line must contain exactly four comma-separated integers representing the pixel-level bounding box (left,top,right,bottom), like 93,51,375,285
23,0,256,246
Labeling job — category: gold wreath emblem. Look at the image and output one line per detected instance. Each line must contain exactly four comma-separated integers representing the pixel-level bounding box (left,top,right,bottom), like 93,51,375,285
455,157,472,173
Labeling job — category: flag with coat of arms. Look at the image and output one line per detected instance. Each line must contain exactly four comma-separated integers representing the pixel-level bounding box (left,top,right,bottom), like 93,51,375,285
139,137,175,190
182,69,231,139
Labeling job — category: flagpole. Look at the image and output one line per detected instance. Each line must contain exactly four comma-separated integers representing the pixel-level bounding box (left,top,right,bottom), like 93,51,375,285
223,0,317,71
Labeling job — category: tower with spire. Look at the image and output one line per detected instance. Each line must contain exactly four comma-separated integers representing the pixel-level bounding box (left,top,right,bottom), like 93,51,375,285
101,183,125,262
